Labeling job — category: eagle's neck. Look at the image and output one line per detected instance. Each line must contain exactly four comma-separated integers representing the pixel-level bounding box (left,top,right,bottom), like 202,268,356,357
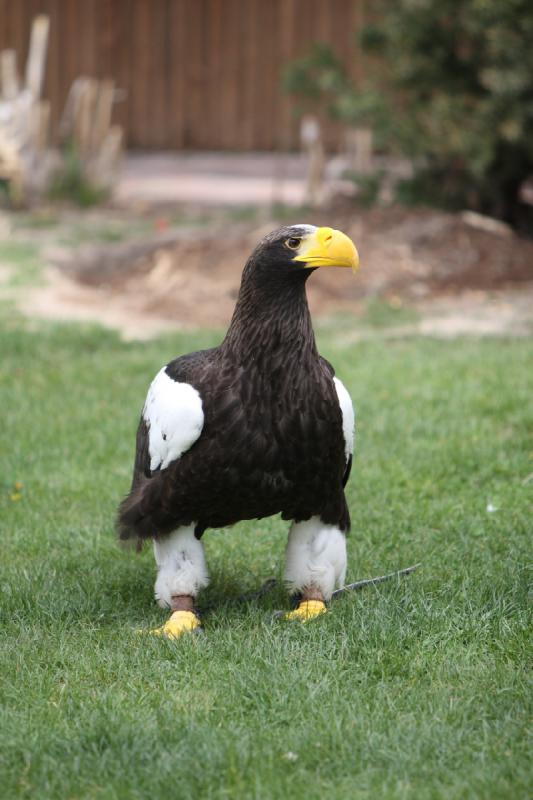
221,269,317,367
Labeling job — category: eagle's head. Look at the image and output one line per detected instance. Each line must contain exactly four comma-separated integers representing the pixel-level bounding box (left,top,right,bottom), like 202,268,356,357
245,224,359,285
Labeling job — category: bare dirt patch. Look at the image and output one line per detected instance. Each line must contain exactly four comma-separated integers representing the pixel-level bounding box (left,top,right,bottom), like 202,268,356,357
13,205,533,338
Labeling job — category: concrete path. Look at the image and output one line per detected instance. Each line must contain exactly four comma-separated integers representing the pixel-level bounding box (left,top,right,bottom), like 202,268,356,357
115,152,308,207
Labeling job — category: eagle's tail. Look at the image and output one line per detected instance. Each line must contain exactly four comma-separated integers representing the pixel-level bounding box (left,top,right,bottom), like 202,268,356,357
117,476,179,542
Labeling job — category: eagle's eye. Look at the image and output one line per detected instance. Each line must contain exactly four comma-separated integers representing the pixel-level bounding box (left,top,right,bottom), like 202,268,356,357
285,237,301,250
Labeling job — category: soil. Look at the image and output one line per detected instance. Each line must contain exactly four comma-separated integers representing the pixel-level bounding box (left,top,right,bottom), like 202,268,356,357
10,204,533,339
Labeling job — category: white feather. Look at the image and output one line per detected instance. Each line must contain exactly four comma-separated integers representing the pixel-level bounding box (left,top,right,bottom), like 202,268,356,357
284,517,347,600
142,367,204,472
153,524,209,605
292,223,317,233
333,376,354,461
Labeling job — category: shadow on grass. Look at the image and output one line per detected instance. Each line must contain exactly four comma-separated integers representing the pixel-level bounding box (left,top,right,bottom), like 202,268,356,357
3,550,289,632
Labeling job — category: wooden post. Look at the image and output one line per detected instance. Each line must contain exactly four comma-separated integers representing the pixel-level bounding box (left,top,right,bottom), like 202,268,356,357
345,127,374,174
74,78,98,157
33,100,51,152
1,50,19,100
0,13,123,205
92,79,115,152
25,16,50,99
301,115,325,207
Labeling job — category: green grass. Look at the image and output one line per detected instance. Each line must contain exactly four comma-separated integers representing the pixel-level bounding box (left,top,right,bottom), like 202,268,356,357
360,297,420,328
0,312,531,799
0,242,43,288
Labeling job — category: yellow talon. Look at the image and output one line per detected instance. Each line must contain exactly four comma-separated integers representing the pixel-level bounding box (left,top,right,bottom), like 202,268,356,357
283,599,327,622
146,610,201,640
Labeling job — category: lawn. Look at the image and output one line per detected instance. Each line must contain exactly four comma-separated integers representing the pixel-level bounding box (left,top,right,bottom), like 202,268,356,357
0,307,531,799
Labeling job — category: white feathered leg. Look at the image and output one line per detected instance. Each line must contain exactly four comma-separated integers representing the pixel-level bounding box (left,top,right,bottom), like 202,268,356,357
153,524,209,608
149,525,208,640
283,517,347,620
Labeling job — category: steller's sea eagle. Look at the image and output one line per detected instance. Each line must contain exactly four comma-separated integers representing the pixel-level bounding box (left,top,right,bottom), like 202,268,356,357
118,225,359,638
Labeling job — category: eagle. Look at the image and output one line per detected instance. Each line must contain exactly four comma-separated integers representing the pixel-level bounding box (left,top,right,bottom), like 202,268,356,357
118,224,359,638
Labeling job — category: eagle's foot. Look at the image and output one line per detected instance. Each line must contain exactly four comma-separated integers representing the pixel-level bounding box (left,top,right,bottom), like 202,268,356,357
149,610,202,640
282,599,327,622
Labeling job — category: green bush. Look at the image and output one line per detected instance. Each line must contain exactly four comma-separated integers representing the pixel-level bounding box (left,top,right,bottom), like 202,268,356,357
283,1,533,230
364,0,533,229
48,142,107,208
282,43,386,135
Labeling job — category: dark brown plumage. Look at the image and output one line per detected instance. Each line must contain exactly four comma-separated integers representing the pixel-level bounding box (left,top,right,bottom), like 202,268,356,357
118,225,353,545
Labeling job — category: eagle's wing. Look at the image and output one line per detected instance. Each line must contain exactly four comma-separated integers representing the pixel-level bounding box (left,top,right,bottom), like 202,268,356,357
333,376,355,487
320,356,355,487
119,350,215,541
332,377,355,461
142,367,204,473
130,349,214,486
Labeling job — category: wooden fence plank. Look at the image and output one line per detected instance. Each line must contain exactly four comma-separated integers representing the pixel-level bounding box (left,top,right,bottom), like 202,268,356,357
0,0,363,151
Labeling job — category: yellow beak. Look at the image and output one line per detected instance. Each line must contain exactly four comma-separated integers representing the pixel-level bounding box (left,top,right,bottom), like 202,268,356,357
293,227,359,273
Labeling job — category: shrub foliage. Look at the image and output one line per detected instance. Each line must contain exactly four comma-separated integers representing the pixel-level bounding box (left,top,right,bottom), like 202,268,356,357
283,1,533,230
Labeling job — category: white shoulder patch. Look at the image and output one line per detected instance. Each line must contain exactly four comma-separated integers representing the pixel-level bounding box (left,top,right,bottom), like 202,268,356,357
142,367,204,472
333,376,355,461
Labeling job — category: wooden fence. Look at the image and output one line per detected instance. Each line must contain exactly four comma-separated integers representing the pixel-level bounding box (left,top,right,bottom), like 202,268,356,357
0,0,364,150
